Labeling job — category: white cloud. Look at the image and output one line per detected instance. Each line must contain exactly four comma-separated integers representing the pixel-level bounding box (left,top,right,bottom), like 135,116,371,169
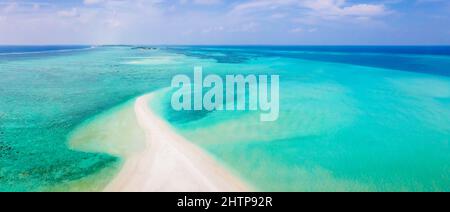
57,8,79,18
339,4,386,16
32,3,41,11
291,27,303,33
202,25,224,33
231,0,296,13
231,0,387,18
290,27,317,33
0,0,399,45
2,2,18,13
302,0,387,17
83,0,104,5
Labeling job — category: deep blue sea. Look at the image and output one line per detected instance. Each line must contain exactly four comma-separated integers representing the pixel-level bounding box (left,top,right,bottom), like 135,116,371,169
168,46,450,76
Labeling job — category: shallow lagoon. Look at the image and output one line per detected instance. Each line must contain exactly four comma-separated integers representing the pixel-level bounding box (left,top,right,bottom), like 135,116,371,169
1,46,449,191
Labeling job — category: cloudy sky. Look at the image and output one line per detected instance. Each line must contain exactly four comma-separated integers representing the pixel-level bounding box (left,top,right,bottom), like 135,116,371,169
0,0,449,45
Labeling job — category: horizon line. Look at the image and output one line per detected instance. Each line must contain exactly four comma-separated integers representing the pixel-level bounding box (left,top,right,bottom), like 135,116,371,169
1,44,450,47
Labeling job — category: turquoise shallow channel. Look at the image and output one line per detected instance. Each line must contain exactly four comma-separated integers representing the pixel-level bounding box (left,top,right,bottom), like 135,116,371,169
0,46,449,191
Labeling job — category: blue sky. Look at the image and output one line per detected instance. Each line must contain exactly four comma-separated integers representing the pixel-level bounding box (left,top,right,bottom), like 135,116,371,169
0,0,449,45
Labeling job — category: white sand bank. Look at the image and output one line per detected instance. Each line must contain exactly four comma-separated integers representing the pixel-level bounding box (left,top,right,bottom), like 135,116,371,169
104,94,249,192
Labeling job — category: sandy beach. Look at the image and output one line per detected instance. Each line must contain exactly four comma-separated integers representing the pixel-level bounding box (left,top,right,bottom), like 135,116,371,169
104,94,249,192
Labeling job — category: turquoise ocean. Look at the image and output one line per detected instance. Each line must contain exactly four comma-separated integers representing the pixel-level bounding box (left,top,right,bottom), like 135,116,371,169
0,46,449,191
